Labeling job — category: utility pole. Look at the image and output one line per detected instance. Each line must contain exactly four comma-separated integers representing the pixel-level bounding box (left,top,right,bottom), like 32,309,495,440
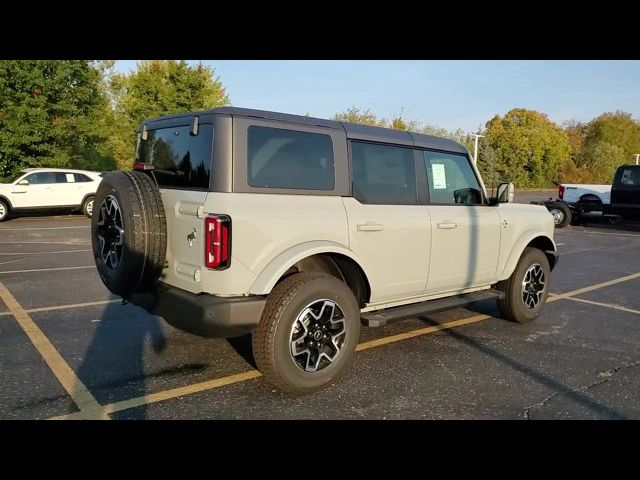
471,133,484,166
634,153,640,165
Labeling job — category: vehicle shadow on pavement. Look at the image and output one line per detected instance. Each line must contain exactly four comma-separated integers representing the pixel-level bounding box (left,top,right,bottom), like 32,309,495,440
418,311,627,420
227,334,257,369
74,301,167,420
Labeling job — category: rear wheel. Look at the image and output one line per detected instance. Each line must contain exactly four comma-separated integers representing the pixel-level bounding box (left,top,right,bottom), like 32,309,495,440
0,199,9,222
496,247,550,323
82,196,95,218
549,202,571,228
91,171,167,298
252,272,361,394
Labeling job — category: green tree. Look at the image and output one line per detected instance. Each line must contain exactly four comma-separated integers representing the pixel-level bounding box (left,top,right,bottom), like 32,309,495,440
333,107,387,127
0,60,114,177
109,60,230,169
484,108,571,187
578,111,640,182
114,60,229,126
560,120,590,183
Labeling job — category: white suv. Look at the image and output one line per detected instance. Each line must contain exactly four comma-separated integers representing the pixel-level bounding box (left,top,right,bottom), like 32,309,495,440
0,168,103,221
91,108,558,394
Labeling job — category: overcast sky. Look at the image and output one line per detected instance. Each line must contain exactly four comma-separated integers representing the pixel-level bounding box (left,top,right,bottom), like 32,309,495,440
114,60,640,132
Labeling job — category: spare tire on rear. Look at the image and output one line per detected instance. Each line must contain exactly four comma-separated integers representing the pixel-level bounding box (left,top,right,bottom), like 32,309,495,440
91,171,167,298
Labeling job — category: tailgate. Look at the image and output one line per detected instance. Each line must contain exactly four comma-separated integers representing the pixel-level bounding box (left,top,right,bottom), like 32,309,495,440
159,189,207,293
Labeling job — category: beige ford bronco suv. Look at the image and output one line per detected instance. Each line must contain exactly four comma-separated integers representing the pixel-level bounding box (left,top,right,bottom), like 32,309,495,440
92,107,558,394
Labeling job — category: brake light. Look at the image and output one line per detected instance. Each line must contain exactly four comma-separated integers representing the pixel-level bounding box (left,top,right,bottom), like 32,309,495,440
133,162,155,171
558,185,564,200
205,215,231,270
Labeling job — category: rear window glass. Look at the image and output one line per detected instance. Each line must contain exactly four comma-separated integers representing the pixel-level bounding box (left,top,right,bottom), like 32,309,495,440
350,142,417,205
247,126,335,190
74,173,93,182
137,124,213,190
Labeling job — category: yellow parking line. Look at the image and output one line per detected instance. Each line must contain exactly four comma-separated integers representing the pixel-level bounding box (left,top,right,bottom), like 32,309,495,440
547,272,640,302
0,281,109,420
48,270,640,420
561,296,640,315
355,313,490,351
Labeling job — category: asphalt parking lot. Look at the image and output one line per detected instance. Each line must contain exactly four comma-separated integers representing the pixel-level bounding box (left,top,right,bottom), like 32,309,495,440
1,194,640,420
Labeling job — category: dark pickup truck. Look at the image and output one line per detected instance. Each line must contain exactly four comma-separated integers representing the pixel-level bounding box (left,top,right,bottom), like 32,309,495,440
533,164,640,227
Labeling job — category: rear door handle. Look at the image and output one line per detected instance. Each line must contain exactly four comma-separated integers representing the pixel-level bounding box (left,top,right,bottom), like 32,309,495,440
437,222,459,229
357,222,384,232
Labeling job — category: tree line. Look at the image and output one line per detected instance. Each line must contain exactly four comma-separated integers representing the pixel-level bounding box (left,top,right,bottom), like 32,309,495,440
1,60,639,188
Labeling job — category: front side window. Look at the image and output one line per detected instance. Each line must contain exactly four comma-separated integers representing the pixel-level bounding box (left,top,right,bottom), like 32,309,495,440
350,141,417,205
423,151,483,205
247,126,335,190
25,172,60,184
137,124,213,190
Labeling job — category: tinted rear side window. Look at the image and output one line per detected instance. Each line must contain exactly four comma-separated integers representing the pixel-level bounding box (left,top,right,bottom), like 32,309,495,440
350,142,417,205
247,126,335,190
137,124,213,189
74,173,93,182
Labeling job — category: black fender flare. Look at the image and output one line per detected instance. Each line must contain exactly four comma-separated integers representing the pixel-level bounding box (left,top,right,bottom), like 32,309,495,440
578,193,603,204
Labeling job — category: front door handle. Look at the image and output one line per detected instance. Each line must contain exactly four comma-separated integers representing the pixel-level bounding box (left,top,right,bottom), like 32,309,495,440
437,222,460,230
357,222,384,232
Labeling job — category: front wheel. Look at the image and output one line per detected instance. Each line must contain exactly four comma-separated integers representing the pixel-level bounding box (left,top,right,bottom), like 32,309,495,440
252,272,361,394
496,247,550,323
0,199,9,222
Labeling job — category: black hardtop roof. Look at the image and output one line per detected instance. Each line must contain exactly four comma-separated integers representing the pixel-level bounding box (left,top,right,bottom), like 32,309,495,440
142,106,468,154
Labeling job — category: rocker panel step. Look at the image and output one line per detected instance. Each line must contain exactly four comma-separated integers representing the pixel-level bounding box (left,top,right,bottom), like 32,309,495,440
361,289,504,327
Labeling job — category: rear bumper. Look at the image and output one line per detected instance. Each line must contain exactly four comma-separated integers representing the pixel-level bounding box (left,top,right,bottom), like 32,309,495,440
131,284,266,338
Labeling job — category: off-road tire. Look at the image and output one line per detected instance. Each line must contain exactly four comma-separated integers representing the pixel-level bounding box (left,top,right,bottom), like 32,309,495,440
91,171,167,298
496,247,550,324
252,272,361,394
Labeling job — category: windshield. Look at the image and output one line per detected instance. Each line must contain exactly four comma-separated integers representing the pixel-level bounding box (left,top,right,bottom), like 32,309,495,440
1,171,25,183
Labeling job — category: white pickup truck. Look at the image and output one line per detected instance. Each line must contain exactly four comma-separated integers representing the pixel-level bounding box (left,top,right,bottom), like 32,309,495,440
559,183,611,204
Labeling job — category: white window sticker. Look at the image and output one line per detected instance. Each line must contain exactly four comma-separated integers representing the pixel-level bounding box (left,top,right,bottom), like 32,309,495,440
432,164,447,189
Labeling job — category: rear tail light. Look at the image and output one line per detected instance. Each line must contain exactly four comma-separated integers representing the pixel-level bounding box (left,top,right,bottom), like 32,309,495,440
133,162,154,171
558,185,564,200
205,215,231,270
